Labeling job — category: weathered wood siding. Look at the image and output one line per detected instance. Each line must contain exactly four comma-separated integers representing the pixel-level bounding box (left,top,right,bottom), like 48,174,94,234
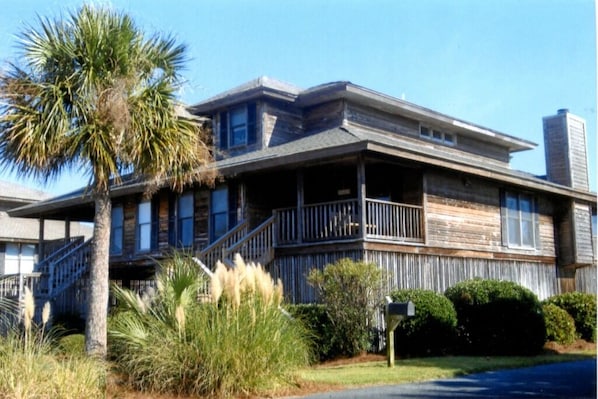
344,103,511,165
303,100,345,133
262,101,303,147
424,170,555,257
272,248,561,303
556,201,595,267
575,265,597,294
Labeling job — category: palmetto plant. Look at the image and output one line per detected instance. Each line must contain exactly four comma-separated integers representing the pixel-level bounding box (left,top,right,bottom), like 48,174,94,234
0,4,214,357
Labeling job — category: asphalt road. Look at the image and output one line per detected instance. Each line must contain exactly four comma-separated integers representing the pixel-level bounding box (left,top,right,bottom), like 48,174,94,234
298,359,597,399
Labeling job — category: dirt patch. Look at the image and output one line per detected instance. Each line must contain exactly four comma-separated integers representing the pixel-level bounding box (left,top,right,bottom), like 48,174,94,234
543,338,596,354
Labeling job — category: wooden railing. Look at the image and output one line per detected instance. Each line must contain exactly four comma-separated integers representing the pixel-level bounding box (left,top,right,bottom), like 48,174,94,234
225,216,275,266
365,198,423,242
36,236,85,274
197,221,249,269
0,273,41,300
41,236,84,261
275,198,423,244
45,239,92,299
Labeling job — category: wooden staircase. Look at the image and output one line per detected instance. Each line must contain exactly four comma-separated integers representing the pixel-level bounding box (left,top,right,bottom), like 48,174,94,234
198,216,276,270
0,236,92,320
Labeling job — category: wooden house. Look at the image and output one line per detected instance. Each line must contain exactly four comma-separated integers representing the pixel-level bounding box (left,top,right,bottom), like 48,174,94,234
6,77,596,316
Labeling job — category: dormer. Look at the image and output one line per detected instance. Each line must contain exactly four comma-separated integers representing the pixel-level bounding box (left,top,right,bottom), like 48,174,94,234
190,77,303,158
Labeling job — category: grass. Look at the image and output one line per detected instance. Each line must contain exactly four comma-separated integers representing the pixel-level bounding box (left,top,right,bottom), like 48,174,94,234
299,350,596,390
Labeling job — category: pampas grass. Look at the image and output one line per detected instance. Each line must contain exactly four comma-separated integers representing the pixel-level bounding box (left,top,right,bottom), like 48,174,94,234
109,251,311,397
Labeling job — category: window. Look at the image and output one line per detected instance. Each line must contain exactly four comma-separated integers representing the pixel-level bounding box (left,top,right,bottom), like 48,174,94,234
210,187,229,241
501,191,538,248
136,200,157,252
420,125,456,146
219,103,257,149
4,243,36,274
110,205,124,255
170,192,194,248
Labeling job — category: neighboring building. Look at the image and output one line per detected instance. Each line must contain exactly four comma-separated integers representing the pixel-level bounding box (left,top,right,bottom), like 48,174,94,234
6,77,597,317
0,181,92,276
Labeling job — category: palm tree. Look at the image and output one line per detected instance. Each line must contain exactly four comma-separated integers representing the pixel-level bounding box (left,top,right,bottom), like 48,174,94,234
0,4,214,357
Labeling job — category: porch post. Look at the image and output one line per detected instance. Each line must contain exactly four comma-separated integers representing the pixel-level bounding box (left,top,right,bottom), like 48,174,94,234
65,216,71,240
38,217,45,262
357,156,367,239
296,170,304,243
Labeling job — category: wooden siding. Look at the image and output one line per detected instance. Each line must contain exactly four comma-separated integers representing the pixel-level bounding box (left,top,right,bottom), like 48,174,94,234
573,202,594,264
303,100,345,133
345,102,511,166
262,101,303,147
576,265,597,294
272,248,561,303
424,170,555,257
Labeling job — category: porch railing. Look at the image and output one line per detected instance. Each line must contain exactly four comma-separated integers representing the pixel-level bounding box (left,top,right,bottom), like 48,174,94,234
275,198,423,244
225,216,275,266
197,220,249,268
0,273,41,300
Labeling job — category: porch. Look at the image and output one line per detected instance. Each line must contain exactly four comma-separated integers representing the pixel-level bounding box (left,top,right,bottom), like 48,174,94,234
199,197,424,268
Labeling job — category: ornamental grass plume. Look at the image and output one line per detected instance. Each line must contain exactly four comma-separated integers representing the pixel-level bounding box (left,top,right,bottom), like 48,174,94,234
23,286,35,333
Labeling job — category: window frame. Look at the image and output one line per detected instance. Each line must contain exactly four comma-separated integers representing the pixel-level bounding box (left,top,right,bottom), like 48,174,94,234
219,103,257,150
110,204,124,256
176,191,195,248
501,190,539,250
136,199,158,253
420,124,457,146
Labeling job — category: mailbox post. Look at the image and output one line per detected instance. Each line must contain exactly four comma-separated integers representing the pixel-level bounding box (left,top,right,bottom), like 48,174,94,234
384,296,415,367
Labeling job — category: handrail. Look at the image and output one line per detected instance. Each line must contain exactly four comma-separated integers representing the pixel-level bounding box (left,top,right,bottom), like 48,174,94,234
0,273,41,299
225,216,275,266
46,239,92,299
197,220,249,269
36,236,85,274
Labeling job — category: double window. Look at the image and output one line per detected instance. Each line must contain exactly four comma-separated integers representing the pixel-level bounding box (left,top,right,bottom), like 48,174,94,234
420,125,456,146
501,191,538,249
219,103,257,149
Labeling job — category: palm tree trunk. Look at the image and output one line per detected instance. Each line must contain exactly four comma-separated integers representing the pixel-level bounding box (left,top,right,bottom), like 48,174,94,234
85,191,111,358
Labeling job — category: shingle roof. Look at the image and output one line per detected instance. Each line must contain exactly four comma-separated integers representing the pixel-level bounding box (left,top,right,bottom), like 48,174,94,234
0,180,52,205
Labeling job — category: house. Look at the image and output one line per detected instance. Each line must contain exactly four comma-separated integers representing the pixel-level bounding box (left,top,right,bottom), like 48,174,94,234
0,181,92,302
6,77,596,317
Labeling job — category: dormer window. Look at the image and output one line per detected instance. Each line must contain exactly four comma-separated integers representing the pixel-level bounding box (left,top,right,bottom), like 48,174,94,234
420,125,456,146
219,103,257,149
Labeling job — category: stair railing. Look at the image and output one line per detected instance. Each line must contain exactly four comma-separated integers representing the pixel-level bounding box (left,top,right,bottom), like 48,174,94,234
197,221,248,269
224,216,275,266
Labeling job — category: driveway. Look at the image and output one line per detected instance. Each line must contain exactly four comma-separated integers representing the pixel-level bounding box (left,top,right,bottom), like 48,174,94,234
297,359,596,399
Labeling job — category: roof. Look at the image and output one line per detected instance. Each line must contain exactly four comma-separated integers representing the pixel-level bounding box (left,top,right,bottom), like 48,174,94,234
0,180,52,208
191,77,536,153
8,124,595,219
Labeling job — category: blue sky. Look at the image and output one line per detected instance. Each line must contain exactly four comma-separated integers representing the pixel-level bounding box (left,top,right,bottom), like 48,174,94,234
0,0,595,194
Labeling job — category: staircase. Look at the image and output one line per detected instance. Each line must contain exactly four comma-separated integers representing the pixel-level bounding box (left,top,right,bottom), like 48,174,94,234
0,236,92,321
198,216,276,270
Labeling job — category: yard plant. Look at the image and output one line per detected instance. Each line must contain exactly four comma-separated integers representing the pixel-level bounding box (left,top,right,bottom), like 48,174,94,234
0,3,214,357
445,279,546,355
544,292,597,342
108,253,311,398
0,290,105,398
308,258,385,357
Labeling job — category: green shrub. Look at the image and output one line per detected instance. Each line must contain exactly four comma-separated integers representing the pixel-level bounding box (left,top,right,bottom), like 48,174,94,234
307,258,385,357
57,333,86,355
287,304,336,361
109,253,311,398
445,279,546,355
390,289,457,356
542,303,576,345
544,292,597,342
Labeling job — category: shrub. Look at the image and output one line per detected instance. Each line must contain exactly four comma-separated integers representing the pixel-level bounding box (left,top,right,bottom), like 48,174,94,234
542,303,576,345
544,292,597,342
287,304,336,361
307,258,385,357
57,333,86,355
445,279,546,355
109,252,311,398
390,289,458,356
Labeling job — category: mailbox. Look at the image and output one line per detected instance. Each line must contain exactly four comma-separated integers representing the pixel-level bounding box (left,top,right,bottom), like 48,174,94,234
387,301,415,317
384,296,415,367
